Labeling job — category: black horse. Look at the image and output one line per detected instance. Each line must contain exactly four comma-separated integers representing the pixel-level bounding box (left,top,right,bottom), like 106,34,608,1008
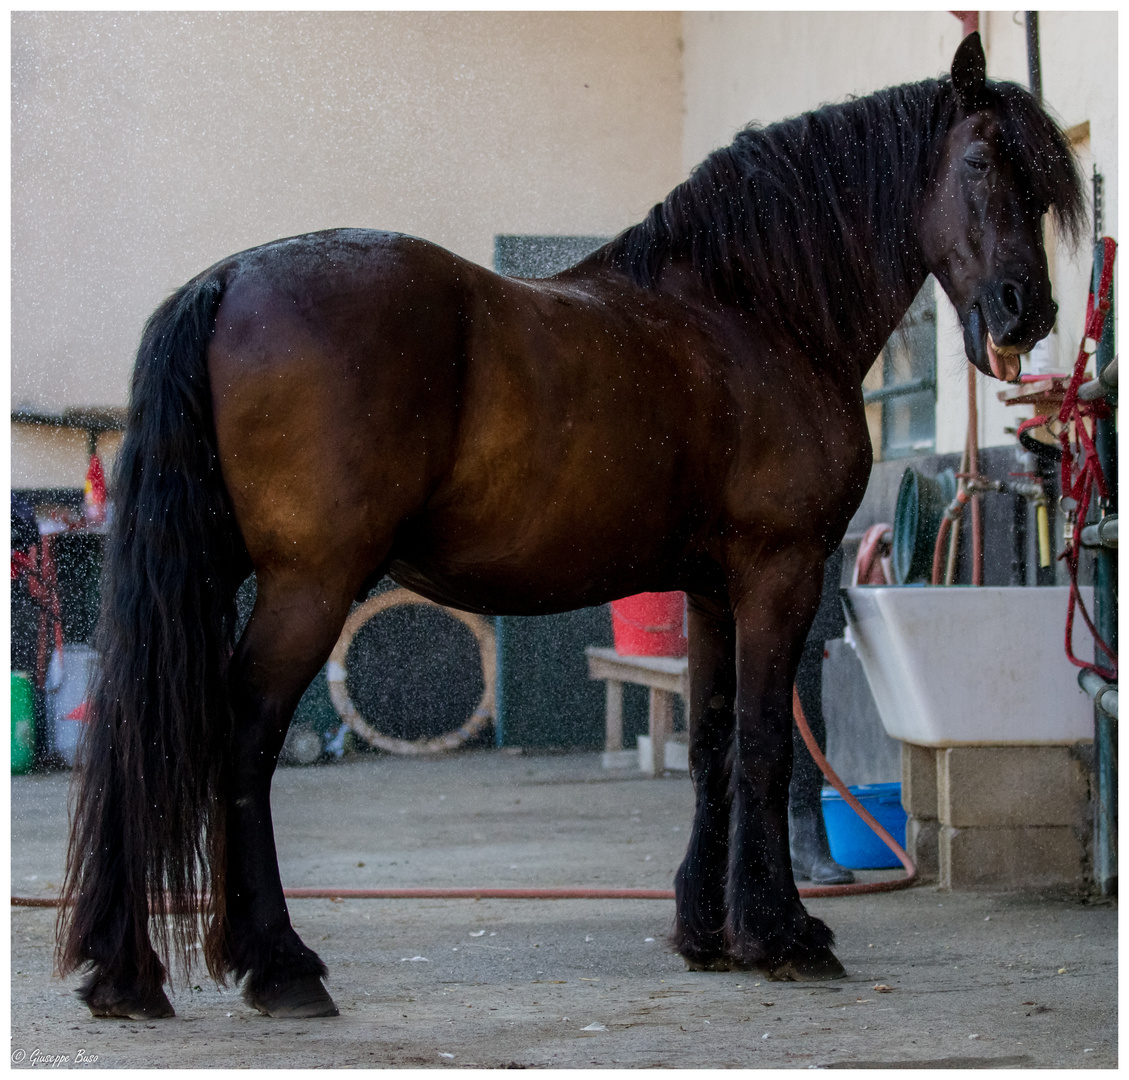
59,34,1082,1019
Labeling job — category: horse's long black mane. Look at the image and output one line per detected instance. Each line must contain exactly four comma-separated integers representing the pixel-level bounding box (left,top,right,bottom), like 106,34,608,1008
600,75,1085,358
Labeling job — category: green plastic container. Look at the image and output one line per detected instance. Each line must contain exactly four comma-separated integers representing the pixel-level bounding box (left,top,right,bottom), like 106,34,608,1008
11,671,35,774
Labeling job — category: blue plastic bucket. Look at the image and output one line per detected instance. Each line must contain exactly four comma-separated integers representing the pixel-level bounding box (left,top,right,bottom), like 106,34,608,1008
821,782,907,869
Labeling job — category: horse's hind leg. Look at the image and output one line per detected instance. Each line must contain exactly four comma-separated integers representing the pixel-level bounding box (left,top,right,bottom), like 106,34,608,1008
672,593,736,969
217,572,357,1017
70,845,174,1019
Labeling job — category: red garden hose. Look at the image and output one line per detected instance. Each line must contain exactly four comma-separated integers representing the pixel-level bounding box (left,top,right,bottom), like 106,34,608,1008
931,365,984,587
11,689,915,909
788,686,916,897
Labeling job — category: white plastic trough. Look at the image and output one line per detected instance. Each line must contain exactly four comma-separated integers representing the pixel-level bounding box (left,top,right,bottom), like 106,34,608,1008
843,586,1095,747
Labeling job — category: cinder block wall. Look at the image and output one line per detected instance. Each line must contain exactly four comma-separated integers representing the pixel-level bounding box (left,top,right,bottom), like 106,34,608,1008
904,743,1093,891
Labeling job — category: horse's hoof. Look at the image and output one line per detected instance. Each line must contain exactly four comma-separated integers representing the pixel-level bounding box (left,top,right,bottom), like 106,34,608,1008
243,974,339,1018
684,955,737,972
85,981,175,1020
765,946,847,983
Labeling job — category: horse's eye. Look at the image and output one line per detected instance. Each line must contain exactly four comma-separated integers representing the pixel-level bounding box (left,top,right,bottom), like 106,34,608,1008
965,156,990,173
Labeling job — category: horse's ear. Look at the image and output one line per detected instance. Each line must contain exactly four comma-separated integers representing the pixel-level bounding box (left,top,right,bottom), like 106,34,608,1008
951,31,987,110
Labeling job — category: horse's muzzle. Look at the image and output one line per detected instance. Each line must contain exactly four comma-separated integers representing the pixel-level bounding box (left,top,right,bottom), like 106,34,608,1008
980,278,1057,353
964,281,1057,382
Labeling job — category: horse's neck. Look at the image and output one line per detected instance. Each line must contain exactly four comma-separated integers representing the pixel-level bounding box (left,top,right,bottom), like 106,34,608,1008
850,270,931,386
770,187,930,386
647,147,934,386
654,254,926,392
812,137,934,384
840,203,932,387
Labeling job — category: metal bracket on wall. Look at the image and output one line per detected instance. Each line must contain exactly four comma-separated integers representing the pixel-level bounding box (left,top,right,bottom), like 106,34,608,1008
12,407,126,456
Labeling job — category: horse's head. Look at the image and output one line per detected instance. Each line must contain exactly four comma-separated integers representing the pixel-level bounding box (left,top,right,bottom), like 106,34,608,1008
919,32,1085,382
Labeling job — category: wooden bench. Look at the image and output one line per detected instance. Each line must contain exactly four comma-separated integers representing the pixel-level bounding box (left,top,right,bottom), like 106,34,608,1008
584,646,689,776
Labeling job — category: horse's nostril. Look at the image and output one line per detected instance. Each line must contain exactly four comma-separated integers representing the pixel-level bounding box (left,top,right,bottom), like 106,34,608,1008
1002,282,1022,316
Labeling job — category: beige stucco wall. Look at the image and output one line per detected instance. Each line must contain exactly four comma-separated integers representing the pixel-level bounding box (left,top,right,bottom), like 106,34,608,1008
681,11,966,170
682,11,1117,455
12,11,683,485
12,11,1117,487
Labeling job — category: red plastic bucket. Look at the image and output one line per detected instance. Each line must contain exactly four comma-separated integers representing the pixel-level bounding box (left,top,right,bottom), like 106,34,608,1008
609,592,687,657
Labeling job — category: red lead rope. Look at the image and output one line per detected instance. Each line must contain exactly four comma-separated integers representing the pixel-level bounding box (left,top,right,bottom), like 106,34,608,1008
1057,237,1117,681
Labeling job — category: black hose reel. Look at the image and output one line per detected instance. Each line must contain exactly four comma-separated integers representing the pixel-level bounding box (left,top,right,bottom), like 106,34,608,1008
892,467,957,583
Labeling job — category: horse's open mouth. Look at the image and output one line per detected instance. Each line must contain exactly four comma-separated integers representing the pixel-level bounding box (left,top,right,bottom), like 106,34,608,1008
966,304,1024,383
986,335,1022,383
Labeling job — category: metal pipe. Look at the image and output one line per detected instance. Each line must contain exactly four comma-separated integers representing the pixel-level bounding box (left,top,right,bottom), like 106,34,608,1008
1078,355,1118,401
1079,669,1118,723
1025,13,1042,103
950,11,979,38
862,377,935,405
1090,238,1118,898
1081,515,1118,550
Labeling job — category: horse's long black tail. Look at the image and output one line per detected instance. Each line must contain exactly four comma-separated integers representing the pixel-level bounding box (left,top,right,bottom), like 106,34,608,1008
57,270,248,992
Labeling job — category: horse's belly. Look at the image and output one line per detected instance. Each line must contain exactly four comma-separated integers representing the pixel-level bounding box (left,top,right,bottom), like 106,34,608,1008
386,516,683,617
385,565,599,617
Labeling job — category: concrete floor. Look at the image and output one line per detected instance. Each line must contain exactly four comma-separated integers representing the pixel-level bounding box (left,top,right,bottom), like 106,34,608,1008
11,749,1117,1068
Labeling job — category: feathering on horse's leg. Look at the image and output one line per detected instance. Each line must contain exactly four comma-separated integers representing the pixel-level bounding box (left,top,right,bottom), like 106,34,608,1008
724,548,845,980
671,593,737,969
59,678,175,1019
61,778,175,1019
218,574,358,1018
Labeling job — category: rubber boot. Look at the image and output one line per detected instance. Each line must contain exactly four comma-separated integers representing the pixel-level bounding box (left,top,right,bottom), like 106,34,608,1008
790,640,855,885
789,801,855,885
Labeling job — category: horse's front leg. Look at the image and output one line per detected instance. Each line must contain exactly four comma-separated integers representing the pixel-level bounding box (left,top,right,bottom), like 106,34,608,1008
671,591,737,969
217,576,353,1017
725,545,846,981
